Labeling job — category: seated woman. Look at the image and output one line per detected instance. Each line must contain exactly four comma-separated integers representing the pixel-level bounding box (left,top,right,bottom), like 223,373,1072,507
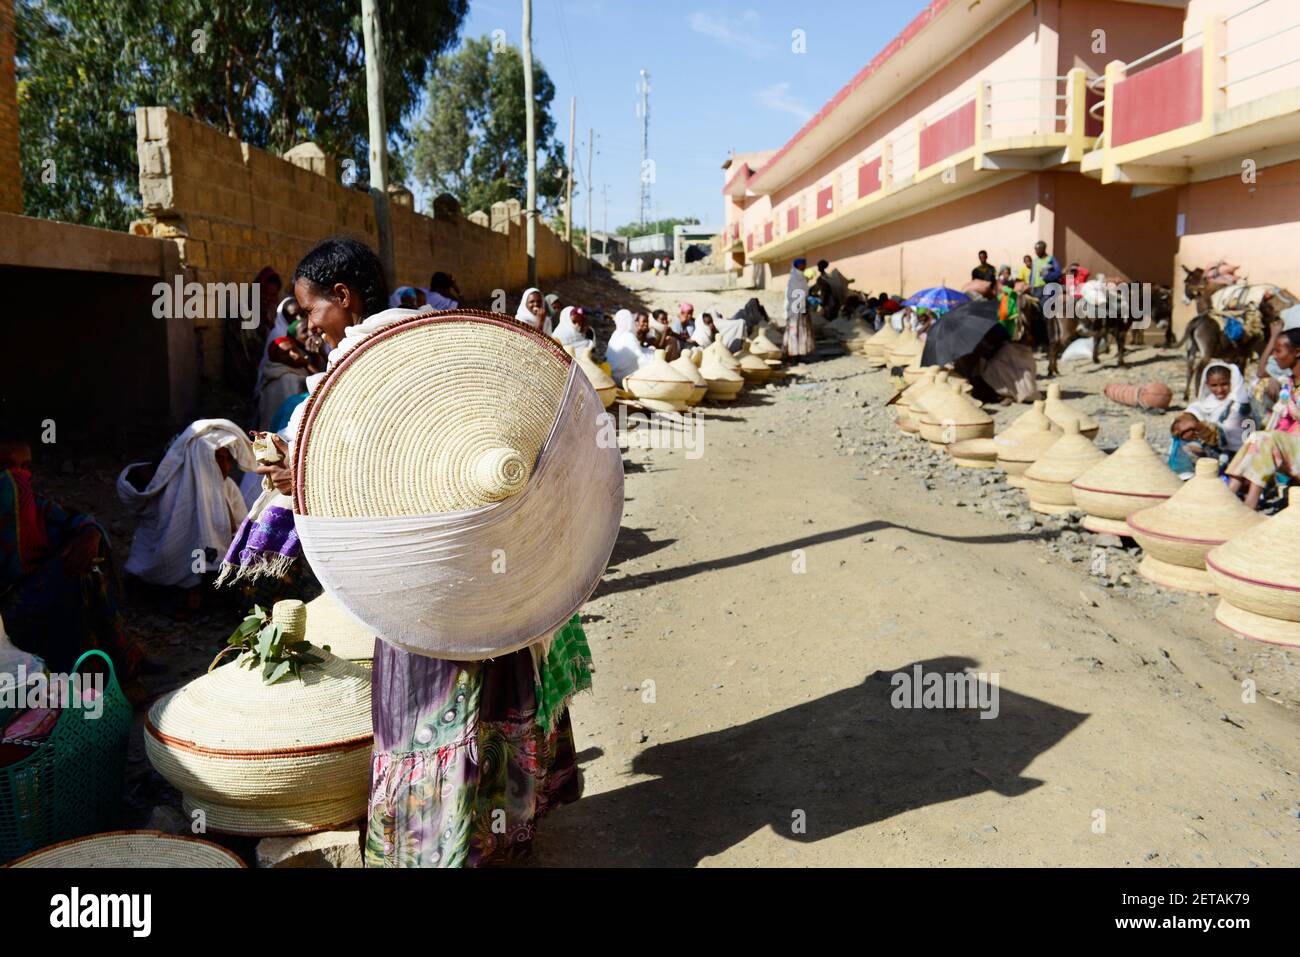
1168,412,1228,479
1225,328,1300,508
0,431,143,680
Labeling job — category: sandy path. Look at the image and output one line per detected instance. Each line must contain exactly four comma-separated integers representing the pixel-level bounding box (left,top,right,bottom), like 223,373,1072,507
533,273,1298,867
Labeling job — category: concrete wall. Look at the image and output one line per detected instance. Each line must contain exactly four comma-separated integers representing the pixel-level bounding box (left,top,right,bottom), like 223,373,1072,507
1049,170,1180,283
132,108,589,381
1172,156,1300,329
0,0,21,215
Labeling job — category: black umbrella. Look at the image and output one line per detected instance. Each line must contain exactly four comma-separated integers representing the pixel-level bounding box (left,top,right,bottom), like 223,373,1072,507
919,297,1003,368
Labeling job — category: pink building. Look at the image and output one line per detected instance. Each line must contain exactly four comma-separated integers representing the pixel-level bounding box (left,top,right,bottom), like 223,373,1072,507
726,0,1300,332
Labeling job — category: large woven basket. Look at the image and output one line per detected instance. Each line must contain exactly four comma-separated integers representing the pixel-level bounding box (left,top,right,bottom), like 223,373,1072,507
994,418,1058,487
1205,489,1300,644
145,601,372,837
292,311,623,660
305,592,376,668
1044,383,1099,439
1024,420,1106,513
8,830,245,868
1127,458,1264,593
1072,423,1182,535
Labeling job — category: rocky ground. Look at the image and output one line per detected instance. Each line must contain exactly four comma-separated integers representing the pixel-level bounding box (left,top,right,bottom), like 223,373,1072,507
26,267,1298,867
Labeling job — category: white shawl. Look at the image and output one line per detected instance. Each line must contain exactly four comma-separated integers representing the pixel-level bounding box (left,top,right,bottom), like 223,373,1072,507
515,287,551,334
117,419,256,587
552,306,587,348
785,265,810,320
1188,360,1250,449
605,309,652,385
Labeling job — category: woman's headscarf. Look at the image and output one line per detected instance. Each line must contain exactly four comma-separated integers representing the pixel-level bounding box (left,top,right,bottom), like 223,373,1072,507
544,293,561,326
515,287,551,334
1188,361,1246,421
786,262,811,319
605,308,651,385
553,306,588,348
691,313,715,347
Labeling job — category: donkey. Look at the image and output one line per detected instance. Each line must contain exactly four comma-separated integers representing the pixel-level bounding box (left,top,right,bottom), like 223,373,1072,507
1039,281,1136,377
1178,270,1290,399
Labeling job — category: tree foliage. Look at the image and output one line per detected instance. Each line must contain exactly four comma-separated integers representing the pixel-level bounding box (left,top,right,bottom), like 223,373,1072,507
410,36,568,217
16,0,468,230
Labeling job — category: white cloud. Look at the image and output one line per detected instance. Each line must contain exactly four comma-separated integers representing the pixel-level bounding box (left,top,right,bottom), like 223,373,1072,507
689,10,769,57
757,82,813,122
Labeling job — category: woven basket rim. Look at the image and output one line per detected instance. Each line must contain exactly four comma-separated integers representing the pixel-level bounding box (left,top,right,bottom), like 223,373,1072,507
6,829,246,868
1205,554,1300,593
293,310,571,515
144,716,372,760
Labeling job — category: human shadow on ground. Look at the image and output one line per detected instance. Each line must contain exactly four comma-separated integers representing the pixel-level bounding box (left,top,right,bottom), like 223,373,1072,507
597,519,1053,596
536,654,1088,866
605,525,677,573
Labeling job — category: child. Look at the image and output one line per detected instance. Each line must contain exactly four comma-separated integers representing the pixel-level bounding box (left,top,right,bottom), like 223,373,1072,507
1168,412,1227,479
1186,361,1252,453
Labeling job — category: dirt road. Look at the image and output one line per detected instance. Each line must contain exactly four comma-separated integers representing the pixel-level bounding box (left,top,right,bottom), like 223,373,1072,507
533,271,1298,867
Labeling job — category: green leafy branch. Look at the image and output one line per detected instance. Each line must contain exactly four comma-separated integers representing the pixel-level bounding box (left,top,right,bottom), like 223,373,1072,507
208,605,331,684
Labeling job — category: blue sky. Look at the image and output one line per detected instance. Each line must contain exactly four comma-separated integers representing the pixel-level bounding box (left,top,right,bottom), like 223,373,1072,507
444,0,922,232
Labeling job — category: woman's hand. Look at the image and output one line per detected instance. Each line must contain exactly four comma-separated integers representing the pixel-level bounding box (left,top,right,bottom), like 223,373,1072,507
254,434,295,496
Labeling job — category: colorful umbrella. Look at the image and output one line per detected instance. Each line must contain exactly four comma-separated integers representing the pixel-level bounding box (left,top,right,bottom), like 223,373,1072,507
902,286,970,314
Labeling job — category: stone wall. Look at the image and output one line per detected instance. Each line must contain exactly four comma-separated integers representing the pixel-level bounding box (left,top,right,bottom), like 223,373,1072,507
0,0,22,215
132,107,588,380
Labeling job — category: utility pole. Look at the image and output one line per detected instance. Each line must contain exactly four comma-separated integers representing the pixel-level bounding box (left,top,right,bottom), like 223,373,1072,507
565,96,576,272
522,0,537,287
585,128,593,260
637,69,651,228
602,183,608,238
360,0,394,289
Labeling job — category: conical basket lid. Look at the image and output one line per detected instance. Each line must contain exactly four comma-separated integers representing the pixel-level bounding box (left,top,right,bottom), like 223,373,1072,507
1000,400,1050,439
1044,383,1099,435
1024,420,1106,482
147,601,371,754
921,383,993,427
572,344,615,390
700,347,743,382
708,338,743,372
995,418,1058,462
751,329,782,356
292,311,624,660
863,323,900,356
885,327,922,363
1072,423,1182,499
305,592,376,662
908,371,950,417
898,370,937,413
670,352,707,387
1205,488,1300,591
1126,457,1264,544
627,348,696,400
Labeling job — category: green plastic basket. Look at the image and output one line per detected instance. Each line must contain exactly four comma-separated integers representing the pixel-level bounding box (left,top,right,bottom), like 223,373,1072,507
0,650,131,864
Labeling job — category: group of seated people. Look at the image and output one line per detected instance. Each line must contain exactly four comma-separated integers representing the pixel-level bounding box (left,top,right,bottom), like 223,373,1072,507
1170,318,1300,509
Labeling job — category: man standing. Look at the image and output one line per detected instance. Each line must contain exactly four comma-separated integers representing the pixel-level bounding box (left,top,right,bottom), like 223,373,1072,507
1030,241,1062,297
971,250,996,283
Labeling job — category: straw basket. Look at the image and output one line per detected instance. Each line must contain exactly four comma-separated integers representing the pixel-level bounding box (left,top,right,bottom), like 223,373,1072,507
994,419,1058,488
749,329,783,364
1044,383,1100,439
145,601,373,837
291,311,623,660
863,324,900,367
884,327,922,368
670,352,708,406
700,345,744,400
305,592,375,669
8,830,245,868
1205,489,1300,646
895,370,936,431
1126,458,1264,593
1072,423,1182,535
1001,399,1051,439
947,438,998,468
626,348,695,412
919,384,994,448
570,345,616,409
736,342,772,383
1024,420,1106,513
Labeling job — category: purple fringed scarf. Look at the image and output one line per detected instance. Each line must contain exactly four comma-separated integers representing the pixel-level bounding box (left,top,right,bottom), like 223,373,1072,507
216,495,300,586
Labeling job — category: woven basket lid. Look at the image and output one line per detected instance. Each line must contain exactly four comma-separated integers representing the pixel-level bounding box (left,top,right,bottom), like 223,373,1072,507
863,323,900,356
147,601,372,753
1204,488,1300,593
304,592,375,662
700,346,743,383
948,437,998,462
738,341,771,372
897,370,937,414
1024,420,1106,482
996,418,1063,464
1044,383,1100,436
1000,400,1050,439
1126,457,1264,544
570,344,616,390
293,312,624,660
670,352,708,393
1072,423,1182,499
921,383,993,427
750,329,782,356
8,830,245,868
707,338,743,372
885,327,922,364
627,348,696,403
908,371,950,417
